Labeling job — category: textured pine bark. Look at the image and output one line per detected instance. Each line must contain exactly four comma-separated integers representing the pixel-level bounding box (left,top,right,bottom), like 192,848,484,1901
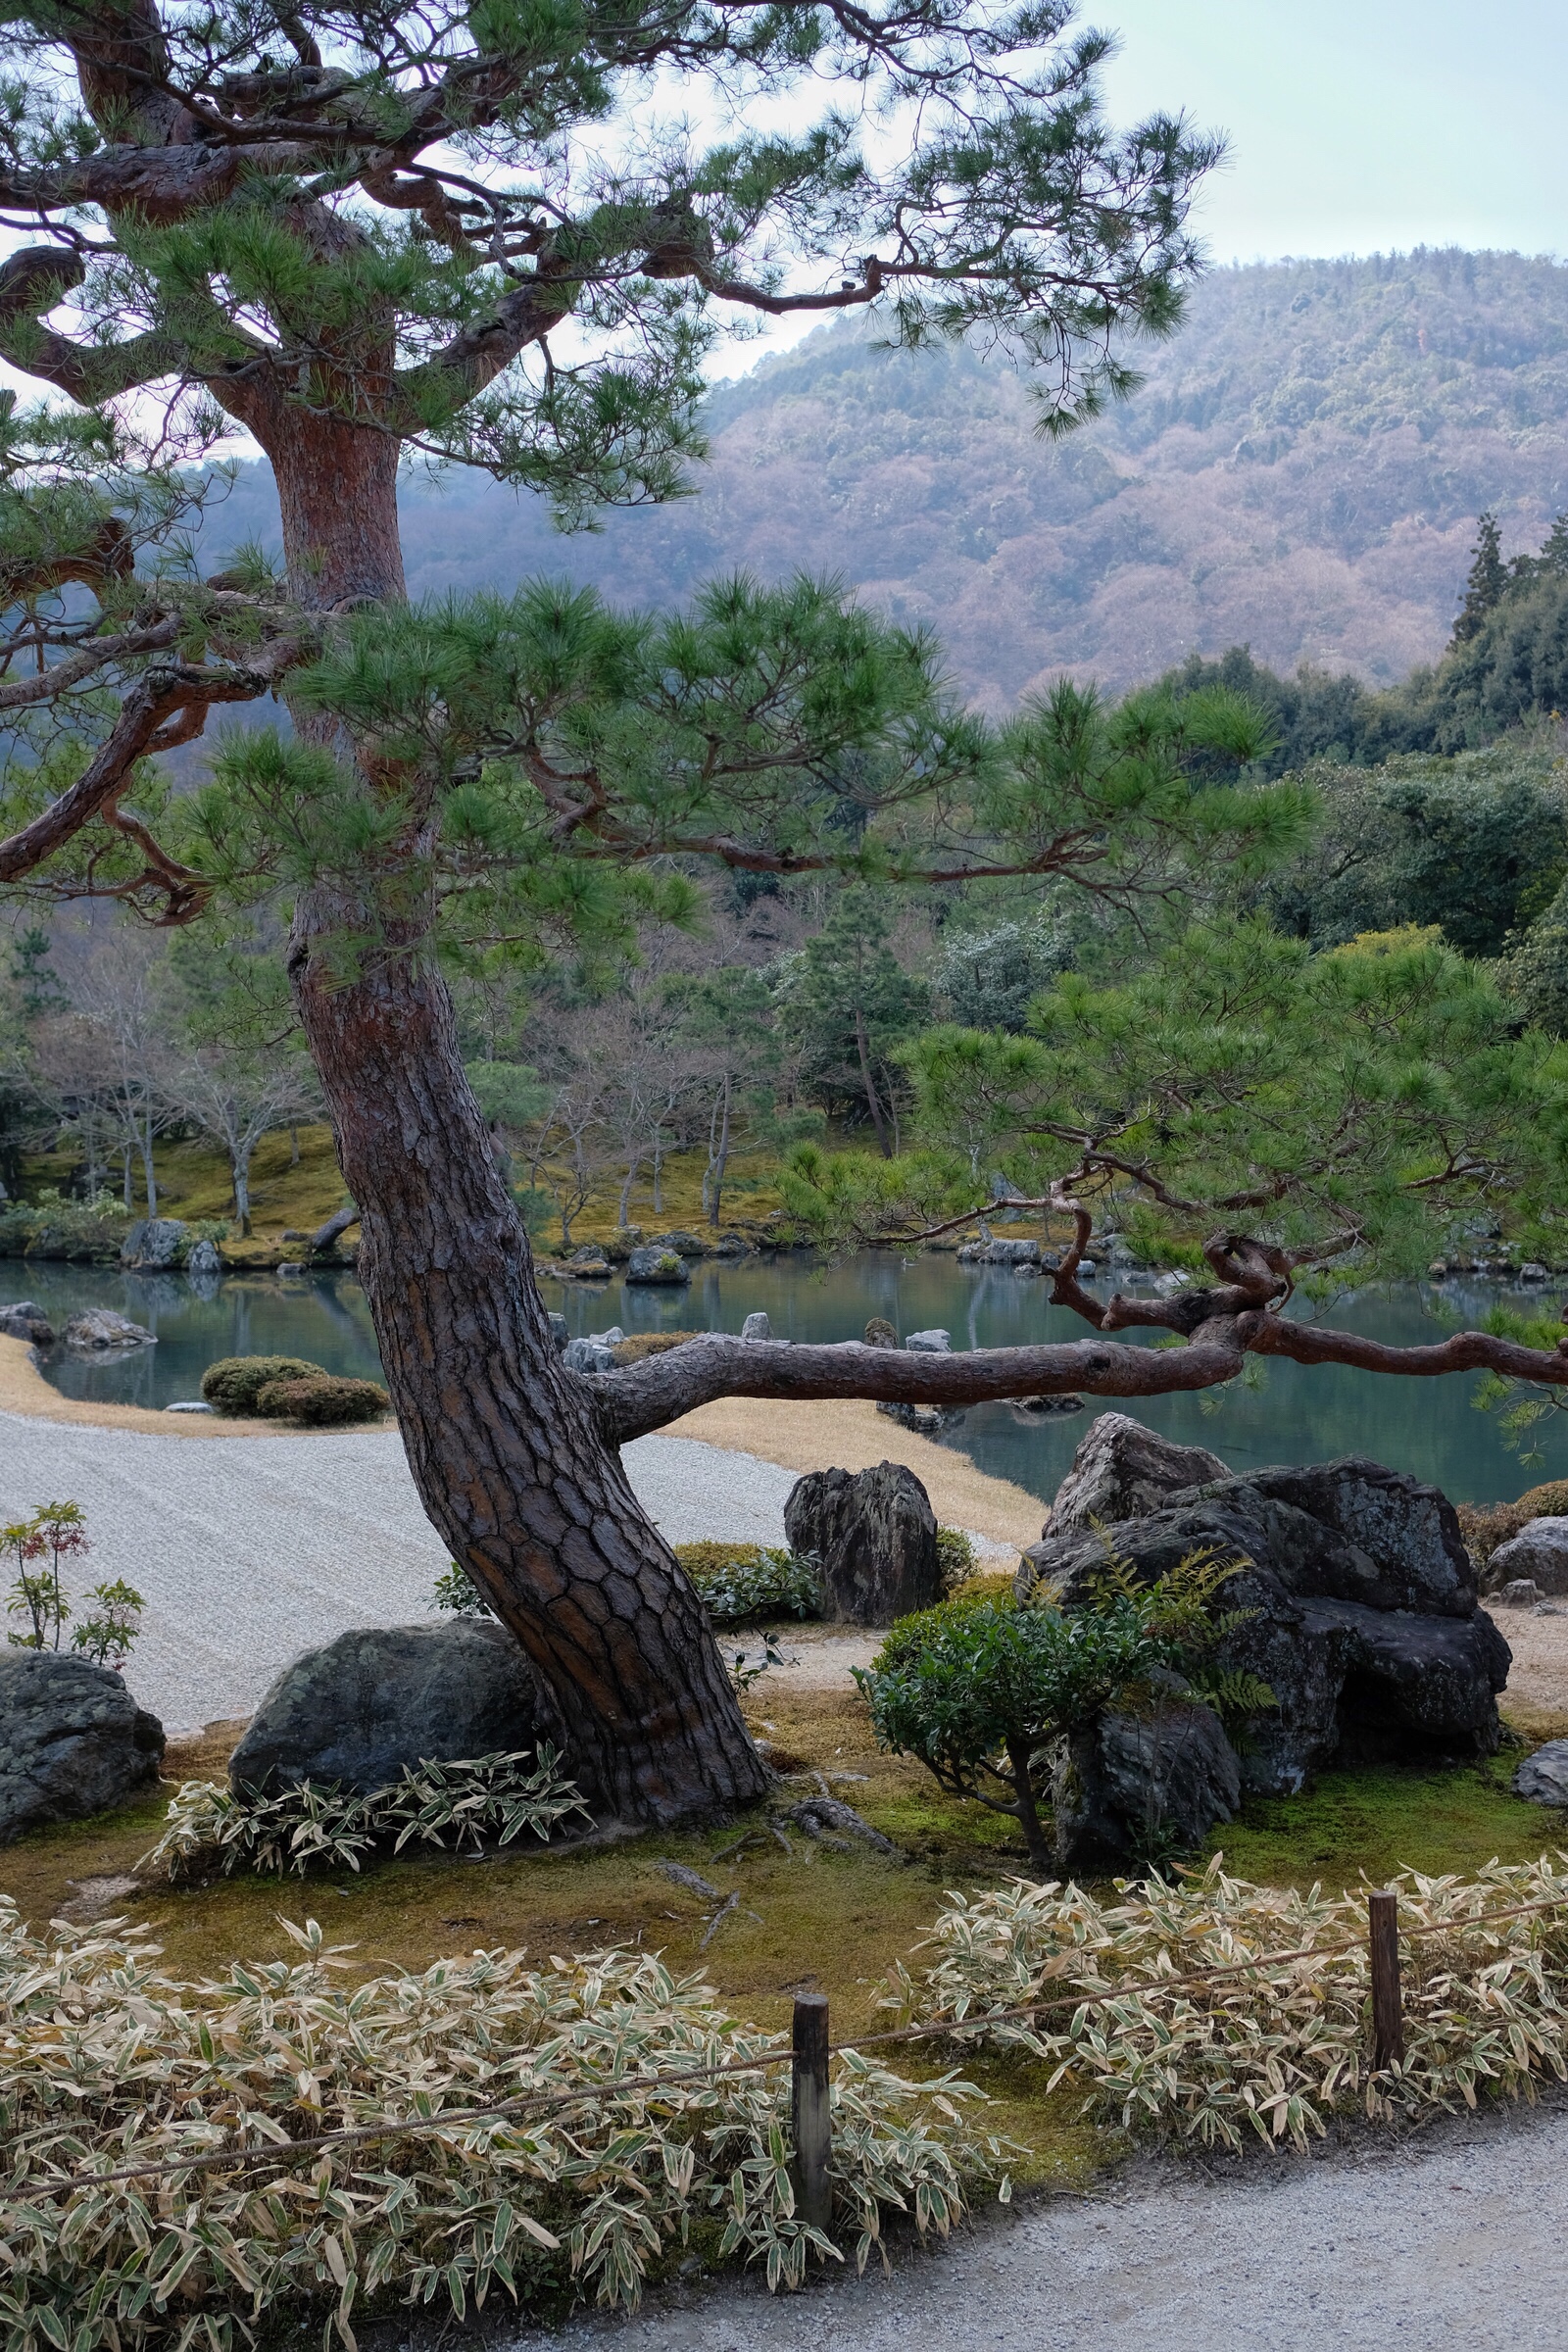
268,426,769,1826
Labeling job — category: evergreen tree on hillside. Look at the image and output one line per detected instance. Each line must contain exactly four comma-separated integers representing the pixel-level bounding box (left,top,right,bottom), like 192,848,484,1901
1452,513,1508,647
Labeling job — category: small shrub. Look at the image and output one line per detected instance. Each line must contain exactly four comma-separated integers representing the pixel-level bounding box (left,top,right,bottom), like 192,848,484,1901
255,1373,391,1426
201,1353,324,1412
674,1540,824,1624
855,1547,1260,1872
4,1500,88,1650
432,1557,492,1615
71,1578,145,1668
936,1525,978,1593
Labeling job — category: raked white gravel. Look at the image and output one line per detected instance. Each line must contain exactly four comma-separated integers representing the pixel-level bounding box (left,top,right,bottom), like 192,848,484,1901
0,1414,799,1729
511,2096,1568,2352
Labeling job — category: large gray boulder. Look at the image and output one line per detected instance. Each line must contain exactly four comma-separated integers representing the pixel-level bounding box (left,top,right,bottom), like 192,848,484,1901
0,1652,165,1843
784,1461,941,1626
1018,1442,1510,1795
228,1621,561,1795
1043,1412,1229,1540
121,1217,188,1269
0,1299,54,1344
184,1237,222,1279
1515,1740,1568,1805
62,1307,155,1350
1489,1519,1568,1596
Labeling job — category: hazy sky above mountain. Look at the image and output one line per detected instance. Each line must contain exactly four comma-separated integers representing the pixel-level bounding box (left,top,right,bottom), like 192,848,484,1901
706,1,1567,377
1098,0,1566,266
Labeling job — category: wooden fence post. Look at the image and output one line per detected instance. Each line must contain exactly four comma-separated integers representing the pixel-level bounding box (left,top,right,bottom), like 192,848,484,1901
791,1992,832,2233
1368,1887,1404,2070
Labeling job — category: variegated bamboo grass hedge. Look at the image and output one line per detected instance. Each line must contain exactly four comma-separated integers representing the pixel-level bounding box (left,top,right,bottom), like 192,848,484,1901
0,1905,1013,2352
891,1855,1568,2150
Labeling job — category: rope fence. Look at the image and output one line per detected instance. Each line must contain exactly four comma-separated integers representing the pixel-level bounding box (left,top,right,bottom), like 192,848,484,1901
35,1886,1568,2202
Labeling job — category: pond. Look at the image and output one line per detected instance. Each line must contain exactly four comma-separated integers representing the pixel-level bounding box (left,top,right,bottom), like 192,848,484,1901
13,1252,1566,1508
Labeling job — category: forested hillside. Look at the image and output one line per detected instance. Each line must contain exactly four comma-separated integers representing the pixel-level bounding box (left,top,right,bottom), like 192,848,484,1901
205,249,1568,707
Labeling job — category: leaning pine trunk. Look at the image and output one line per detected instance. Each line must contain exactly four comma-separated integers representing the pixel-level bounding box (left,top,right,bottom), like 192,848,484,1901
289,896,771,1820
264,408,769,1826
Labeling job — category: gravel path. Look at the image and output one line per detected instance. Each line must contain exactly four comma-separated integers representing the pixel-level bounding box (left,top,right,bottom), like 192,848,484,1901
0,1413,798,1729
514,2099,1568,2352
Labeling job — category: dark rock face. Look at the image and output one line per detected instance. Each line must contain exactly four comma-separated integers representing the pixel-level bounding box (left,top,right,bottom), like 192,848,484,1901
0,1299,54,1344
121,1217,188,1269
1061,1694,1241,1868
1044,1412,1229,1540
0,1653,165,1843
783,1462,941,1626
1019,1442,1511,1796
228,1622,560,1795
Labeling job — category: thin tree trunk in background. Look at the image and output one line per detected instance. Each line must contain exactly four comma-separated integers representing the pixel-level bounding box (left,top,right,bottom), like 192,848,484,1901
709,1071,732,1226
141,1110,157,1216
231,1150,251,1234
855,1004,892,1156
266,414,767,1823
618,1154,641,1227
290,1124,300,1165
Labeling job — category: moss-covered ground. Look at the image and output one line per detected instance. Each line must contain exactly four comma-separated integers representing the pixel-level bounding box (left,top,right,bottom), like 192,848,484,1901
17,1126,799,1258
6,1679,1567,2195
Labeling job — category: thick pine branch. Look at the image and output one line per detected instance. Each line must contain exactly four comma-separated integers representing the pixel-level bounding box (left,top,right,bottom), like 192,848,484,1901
591,1316,1568,1449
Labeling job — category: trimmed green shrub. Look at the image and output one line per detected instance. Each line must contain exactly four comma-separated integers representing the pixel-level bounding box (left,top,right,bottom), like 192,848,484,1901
255,1374,391,1426
673,1540,823,1624
201,1354,324,1412
936,1525,978,1593
856,1551,1261,1872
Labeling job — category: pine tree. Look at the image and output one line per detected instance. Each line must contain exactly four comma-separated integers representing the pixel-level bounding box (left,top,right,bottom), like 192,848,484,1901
4,4,1560,1826
1452,512,1508,644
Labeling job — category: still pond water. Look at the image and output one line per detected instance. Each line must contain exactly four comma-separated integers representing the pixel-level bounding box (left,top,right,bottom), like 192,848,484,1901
16,1253,1568,1508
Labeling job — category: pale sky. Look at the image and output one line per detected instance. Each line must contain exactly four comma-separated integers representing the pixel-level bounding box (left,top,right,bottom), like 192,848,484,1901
1098,0,1567,266
712,0,1568,375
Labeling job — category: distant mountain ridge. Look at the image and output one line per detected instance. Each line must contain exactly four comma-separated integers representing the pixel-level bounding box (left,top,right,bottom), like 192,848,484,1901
206,249,1568,709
